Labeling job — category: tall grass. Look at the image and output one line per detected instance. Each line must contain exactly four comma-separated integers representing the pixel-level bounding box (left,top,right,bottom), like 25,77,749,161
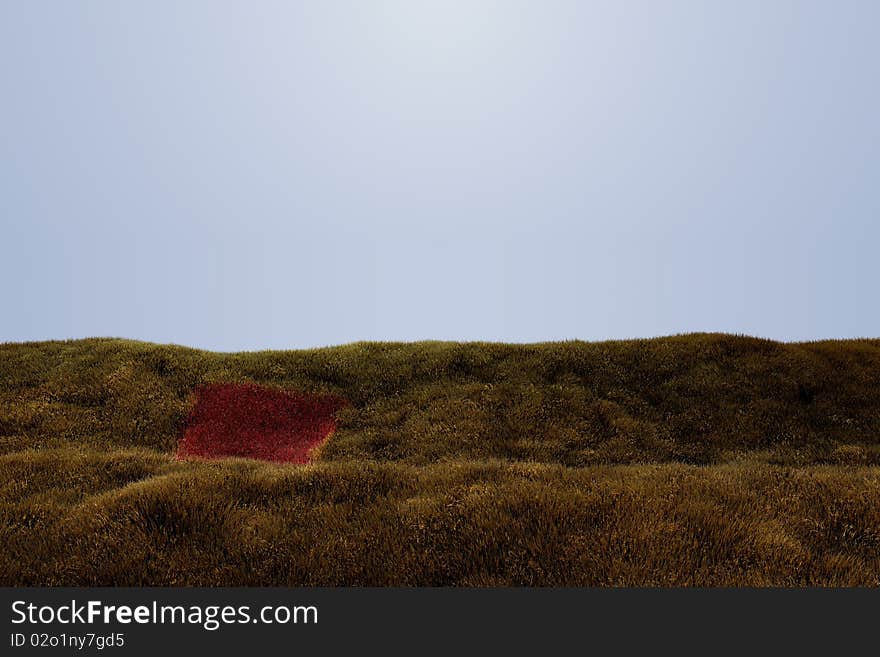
2,334,879,585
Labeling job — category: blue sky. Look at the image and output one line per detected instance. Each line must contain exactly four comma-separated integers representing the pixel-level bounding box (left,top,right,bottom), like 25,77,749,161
2,1,878,350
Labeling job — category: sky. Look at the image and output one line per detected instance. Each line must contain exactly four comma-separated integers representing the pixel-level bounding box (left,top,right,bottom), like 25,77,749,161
2,1,878,350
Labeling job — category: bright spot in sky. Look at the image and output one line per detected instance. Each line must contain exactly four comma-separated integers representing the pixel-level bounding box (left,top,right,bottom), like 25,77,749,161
371,0,509,70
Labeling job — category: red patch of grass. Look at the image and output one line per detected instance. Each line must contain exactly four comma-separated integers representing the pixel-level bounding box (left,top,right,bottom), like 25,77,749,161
177,383,348,464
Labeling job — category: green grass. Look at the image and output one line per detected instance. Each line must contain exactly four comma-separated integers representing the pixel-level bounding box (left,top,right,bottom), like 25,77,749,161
2,334,880,585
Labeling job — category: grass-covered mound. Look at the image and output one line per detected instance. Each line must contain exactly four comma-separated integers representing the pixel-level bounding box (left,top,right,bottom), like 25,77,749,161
2,334,879,585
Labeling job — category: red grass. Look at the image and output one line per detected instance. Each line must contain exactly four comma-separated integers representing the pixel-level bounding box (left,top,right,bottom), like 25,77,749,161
177,383,348,464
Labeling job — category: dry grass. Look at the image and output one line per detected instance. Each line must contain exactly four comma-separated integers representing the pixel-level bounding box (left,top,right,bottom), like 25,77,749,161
2,334,879,585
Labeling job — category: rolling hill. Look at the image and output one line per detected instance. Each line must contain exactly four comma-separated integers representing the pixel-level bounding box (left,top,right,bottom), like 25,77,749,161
2,334,879,585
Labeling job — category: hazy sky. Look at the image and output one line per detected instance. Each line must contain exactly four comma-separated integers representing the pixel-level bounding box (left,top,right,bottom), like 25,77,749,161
2,1,878,350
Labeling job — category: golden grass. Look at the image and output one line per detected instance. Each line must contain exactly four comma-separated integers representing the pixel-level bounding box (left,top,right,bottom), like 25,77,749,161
2,334,879,585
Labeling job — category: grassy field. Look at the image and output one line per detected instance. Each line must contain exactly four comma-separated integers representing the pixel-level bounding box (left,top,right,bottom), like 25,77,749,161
2,334,879,585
